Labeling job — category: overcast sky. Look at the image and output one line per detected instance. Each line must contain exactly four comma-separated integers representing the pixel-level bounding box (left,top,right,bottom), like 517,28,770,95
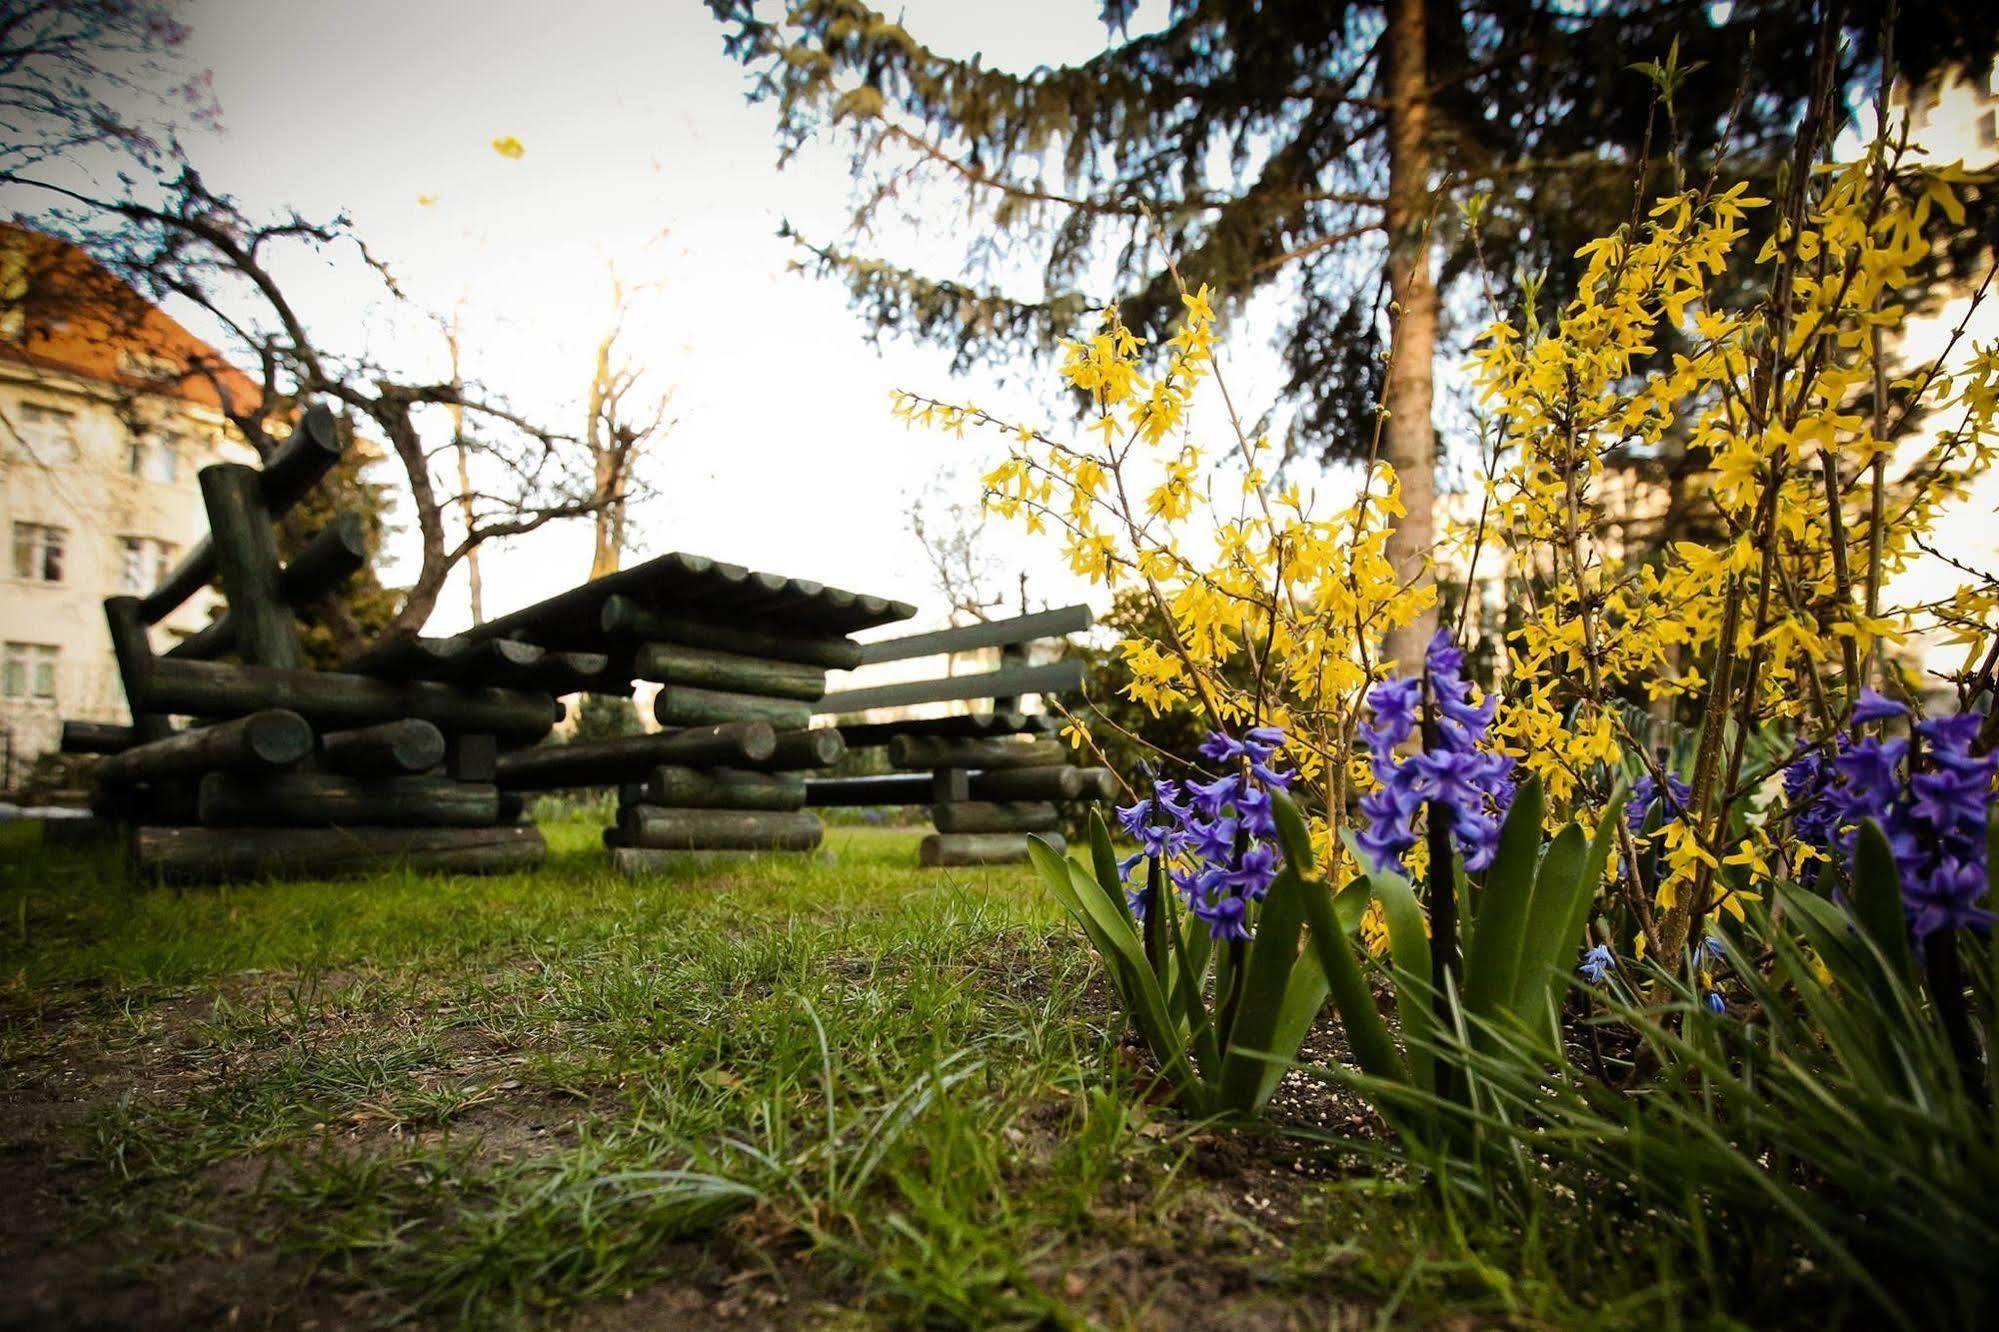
165,0,1207,637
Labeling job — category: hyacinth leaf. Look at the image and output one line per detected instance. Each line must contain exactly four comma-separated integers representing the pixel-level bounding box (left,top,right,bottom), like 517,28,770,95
1086,808,1136,931
1271,792,1408,1088
1332,875,1373,934
1852,818,1917,987
1026,836,1200,1105
1535,781,1630,1044
1459,774,1547,1040
1166,891,1222,1082
1780,884,1880,997
1511,821,1587,1050
1218,863,1319,1112
1367,867,1435,1095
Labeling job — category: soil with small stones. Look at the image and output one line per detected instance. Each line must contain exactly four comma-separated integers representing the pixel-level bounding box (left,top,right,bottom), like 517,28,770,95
1,957,1406,1331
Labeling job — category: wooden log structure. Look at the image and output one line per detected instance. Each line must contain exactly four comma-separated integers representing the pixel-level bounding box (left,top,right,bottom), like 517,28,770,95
653,685,812,729
618,805,825,852
599,595,863,669
92,709,313,786
319,719,446,777
198,772,499,828
806,765,1112,806
132,823,546,884
629,641,826,700
832,711,1054,748
168,513,370,661
920,832,1064,867
645,767,807,811
61,720,136,755
142,658,561,741
886,735,1069,772
138,406,344,625
853,604,1092,665
815,659,1083,716
347,635,616,694
931,801,1061,835
492,722,778,790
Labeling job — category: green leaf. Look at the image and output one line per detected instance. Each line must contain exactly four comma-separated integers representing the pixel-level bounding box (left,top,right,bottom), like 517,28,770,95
1086,808,1135,930
1369,868,1435,1094
1219,864,1320,1113
1027,836,1201,1104
1852,819,1917,986
1460,774,1546,1041
1272,793,1408,1088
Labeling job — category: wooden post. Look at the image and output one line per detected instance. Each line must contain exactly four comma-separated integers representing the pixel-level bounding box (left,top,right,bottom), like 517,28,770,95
168,513,369,661
103,595,172,742
629,642,826,700
319,719,447,776
199,463,303,670
919,833,1063,867
445,733,499,782
92,709,313,786
645,767,808,811
617,806,825,852
654,686,812,729
197,772,499,827
931,801,1061,834
132,822,546,884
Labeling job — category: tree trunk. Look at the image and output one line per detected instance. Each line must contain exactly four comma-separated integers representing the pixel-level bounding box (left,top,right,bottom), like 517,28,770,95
1378,0,1439,671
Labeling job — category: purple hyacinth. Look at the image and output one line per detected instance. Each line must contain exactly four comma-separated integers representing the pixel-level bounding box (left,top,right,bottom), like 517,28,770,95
1627,771,1692,836
1356,630,1517,876
1787,696,1997,940
1113,726,1295,941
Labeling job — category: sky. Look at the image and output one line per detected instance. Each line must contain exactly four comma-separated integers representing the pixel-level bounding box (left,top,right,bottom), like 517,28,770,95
163,0,1192,638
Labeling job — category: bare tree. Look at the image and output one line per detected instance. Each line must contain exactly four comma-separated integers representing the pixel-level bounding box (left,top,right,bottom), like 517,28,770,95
908,478,1004,625
21,167,619,655
582,270,672,579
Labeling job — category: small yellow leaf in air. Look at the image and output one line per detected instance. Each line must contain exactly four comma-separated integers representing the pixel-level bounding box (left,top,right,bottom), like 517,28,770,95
490,136,525,160
416,194,439,207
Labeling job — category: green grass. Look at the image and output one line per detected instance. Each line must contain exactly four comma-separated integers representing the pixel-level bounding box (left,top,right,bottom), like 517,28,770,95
0,818,1717,1329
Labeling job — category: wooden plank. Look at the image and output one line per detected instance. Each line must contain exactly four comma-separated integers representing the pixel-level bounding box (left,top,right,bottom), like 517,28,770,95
919,832,1062,867
645,767,807,811
854,605,1093,665
319,719,446,777
146,658,561,741
629,642,825,700
887,735,1068,771
132,822,546,884
601,596,862,669
93,709,313,786
140,405,342,624
200,463,303,670
815,660,1084,714
654,686,812,729
618,806,825,852
931,801,1061,834
491,722,777,790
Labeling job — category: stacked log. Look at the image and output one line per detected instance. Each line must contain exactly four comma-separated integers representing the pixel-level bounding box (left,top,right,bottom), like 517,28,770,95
85,405,553,883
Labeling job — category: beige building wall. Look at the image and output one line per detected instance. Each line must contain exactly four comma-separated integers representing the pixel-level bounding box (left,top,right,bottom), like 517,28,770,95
0,361,251,783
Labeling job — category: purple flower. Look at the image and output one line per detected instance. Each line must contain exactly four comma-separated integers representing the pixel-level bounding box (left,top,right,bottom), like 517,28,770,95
1852,689,1908,725
1355,630,1516,877
1579,944,1615,983
1628,771,1692,835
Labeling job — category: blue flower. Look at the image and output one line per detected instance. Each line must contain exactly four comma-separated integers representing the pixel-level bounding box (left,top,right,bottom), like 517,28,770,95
1579,944,1615,983
1852,688,1908,725
1702,934,1726,964
1627,771,1692,835
1705,991,1727,1016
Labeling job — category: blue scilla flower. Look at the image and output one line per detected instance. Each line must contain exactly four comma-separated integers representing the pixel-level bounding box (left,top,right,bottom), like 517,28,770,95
1705,991,1727,1016
1702,934,1726,964
1579,944,1615,983
1355,630,1517,876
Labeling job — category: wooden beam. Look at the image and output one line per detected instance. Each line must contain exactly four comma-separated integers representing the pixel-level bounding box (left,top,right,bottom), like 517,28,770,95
168,513,370,661
815,660,1084,715
92,709,313,786
918,832,1062,867
629,641,825,700
600,596,862,670
886,735,1068,771
145,657,561,741
645,767,807,811
931,801,1061,834
618,805,824,852
200,463,303,670
854,604,1092,665
132,822,545,884
654,686,812,729
318,719,446,776
491,722,777,790
198,772,498,827
61,720,136,755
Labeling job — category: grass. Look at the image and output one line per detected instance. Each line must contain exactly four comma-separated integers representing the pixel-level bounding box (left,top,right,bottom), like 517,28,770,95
2,817,1726,1329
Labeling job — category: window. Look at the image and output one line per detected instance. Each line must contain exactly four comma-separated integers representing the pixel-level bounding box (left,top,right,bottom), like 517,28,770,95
118,535,177,593
129,431,183,483
11,523,65,582
16,403,78,463
2,643,58,701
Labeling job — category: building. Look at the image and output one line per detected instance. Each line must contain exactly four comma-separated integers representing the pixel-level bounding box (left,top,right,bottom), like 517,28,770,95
0,223,259,787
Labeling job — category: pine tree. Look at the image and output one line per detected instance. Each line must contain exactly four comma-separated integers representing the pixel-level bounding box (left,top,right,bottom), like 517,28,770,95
709,0,1993,664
